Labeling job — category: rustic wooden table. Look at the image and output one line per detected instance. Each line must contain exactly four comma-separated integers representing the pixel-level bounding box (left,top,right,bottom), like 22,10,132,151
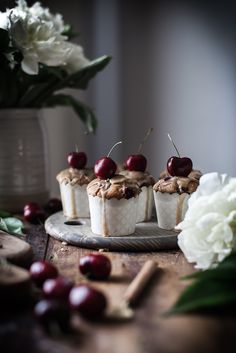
1,225,235,353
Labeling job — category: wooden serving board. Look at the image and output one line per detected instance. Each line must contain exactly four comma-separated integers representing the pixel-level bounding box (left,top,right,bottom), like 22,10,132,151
45,212,179,252
0,232,33,265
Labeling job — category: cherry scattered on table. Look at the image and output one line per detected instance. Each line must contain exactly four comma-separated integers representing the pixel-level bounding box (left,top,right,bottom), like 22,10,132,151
34,299,71,332
30,260,58,287
69,284,107,319
23,202,46,224
67,151,87,169
44,198,62,215
79,253,112,280
43,276,74,300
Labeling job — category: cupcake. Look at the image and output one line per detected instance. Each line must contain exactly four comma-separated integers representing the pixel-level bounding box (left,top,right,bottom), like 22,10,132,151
87,175,140,236
120,170,155,223
87,143,140,236
57,151,95,219
153,150,201,230
153,174,200,230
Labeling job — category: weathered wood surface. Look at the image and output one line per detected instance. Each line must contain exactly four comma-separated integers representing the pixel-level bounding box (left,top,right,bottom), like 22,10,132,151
45,212,178,251
0,225,235,353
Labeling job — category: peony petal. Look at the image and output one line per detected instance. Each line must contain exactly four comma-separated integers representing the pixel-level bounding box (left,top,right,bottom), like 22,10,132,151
21,54,39,74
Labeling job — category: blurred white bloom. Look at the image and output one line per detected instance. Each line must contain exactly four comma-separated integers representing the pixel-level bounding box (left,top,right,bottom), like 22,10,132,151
64,42,89,74
0,11,9,29
28,2,65,34
0,0,89,75
177,172,236,270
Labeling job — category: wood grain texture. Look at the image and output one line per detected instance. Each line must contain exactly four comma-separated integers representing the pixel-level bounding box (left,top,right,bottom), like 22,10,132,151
45,212,179,251
1,226,235,353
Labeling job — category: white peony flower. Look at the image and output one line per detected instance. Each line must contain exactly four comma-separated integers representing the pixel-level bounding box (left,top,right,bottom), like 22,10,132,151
0,11,9,29
1,0,89,75
177,172,236,270
64,42,89,74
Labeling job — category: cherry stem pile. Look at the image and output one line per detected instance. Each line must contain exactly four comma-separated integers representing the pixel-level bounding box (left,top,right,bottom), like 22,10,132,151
138,128,153,153
167,133,180,158
107,141,122,157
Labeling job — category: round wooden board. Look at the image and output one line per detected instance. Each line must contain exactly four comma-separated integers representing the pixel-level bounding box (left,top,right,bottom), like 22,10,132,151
0,232,33,265
45,212,179,252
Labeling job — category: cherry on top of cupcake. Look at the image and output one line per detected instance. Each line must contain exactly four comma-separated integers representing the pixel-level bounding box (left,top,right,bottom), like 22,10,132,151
166,134,193,177
67,146,87,169
124,128,153,172
94,141,122,179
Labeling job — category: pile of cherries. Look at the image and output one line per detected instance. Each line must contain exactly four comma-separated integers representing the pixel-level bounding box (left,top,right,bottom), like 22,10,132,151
30,253,111,332
23,198,62,224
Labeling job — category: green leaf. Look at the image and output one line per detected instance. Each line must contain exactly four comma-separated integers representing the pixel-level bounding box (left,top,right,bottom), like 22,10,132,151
17,56,111,109
45,93,97,133
0,218,9,232
169,279,236,315
168,252,236,315
0,210,11,218
0,28,10,51
62,24,78,39
17,66,65,107
3,217,24,235
65,55,112,89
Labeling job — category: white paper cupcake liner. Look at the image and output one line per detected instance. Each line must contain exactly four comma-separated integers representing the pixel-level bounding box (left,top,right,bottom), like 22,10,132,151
59,183,90,219
153,191,189,230
88,195,138,236
136,186,154,223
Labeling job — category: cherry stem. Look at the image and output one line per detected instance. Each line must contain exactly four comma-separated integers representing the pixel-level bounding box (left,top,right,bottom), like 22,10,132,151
138,128,153,153
75,144,79,153
167,133,180,158
107,141,122,157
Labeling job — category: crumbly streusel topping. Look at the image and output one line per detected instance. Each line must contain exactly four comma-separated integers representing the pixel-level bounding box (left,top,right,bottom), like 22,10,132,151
87,174,141,200
57,168,95,186
119,170,155,188
153,176,199,194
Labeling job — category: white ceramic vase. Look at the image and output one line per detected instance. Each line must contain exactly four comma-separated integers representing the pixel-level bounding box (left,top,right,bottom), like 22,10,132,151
0,109,50,212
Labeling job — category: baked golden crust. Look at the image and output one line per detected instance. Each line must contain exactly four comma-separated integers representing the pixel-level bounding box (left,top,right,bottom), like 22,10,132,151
56,167,95,186
119,170,155,187
87,174,141,200
153,176,199,194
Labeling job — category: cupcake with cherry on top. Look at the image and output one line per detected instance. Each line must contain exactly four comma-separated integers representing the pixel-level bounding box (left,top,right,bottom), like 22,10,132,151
87,142,140,236
57,150,95,219
153,134,201,230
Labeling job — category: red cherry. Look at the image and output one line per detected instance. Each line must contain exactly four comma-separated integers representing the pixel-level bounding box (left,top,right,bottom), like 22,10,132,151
23,202,46,224
34,299,71,332
67,151,87,169
69,284,107,319
94,157,117,179
44,198,62,215
43,276,74,300
167,156,193,177
125,154,147,172
29,260,58,287
79,254,111,280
